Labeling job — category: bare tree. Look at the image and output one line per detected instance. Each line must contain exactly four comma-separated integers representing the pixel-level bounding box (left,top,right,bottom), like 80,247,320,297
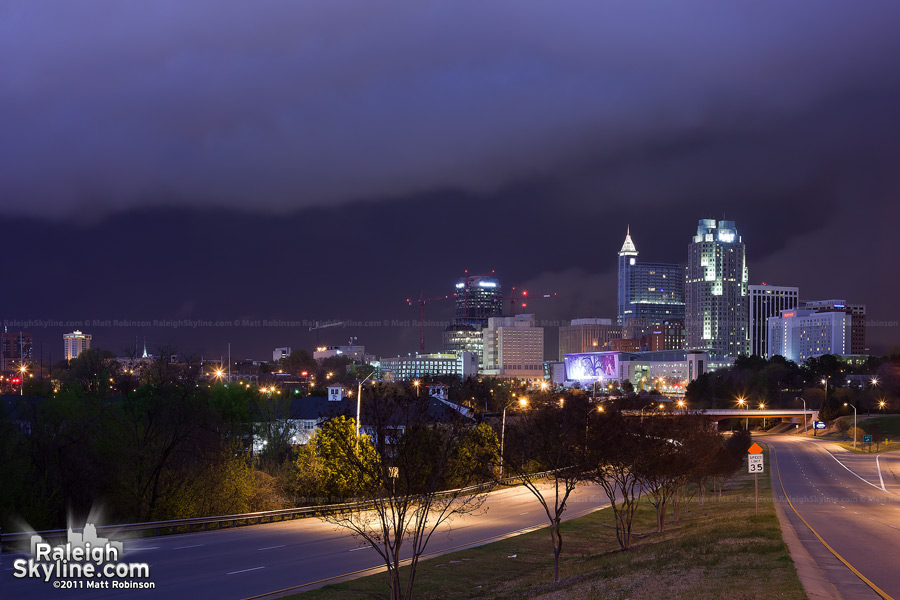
309,392,497,600
503,392,590,584
585,410,646,550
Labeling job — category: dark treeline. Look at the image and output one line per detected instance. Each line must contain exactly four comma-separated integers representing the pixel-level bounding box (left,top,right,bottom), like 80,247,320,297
685,354,900,418
0,349,298,532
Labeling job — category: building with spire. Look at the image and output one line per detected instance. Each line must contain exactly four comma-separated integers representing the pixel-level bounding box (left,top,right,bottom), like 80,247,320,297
616,227,685,335
684,219,749,358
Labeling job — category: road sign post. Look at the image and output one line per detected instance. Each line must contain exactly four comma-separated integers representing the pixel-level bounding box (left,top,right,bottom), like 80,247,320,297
748,443,764,516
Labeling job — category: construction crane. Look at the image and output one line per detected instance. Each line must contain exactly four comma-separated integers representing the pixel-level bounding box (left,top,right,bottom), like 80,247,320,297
309,320,344,346
502,286,558,316
406,292,455,353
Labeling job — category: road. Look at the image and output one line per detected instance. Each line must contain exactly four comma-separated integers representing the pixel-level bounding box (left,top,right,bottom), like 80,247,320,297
1,481,612,599
767,434,900,599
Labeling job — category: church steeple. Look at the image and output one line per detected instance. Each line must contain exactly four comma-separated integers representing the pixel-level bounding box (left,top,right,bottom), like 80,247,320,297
619,225,637,255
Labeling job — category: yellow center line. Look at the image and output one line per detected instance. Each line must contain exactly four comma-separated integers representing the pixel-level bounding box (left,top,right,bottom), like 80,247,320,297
773,444,894,600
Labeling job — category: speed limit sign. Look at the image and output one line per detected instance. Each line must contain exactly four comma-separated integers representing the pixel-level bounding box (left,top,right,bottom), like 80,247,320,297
748,454,764,473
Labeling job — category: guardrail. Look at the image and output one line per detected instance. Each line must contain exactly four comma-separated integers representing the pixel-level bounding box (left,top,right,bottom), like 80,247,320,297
0,471,552,547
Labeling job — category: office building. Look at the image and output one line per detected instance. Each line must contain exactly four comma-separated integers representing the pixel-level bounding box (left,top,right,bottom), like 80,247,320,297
482,314,544,378
444,274,503,366
379,352,478,381
454,274,503,328
649,319,685,352
617,227,685,327
749,284,799,358
767,309,851,362
684,219,749,358
1,331,32,373
800,299,866,355
558,318,622,360
63,330,91,361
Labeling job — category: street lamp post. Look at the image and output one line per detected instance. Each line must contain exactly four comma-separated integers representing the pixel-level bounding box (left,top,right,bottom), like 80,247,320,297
499,396,528,480
640,402,654,423
800,397,807,436
844,402,857,449
737,397,747,430
413,379,421,397
356,370,376,448
18,364,27,396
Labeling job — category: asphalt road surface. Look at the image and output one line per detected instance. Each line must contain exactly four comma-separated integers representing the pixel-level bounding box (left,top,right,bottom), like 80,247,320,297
1,481,611,599
767,434,900,599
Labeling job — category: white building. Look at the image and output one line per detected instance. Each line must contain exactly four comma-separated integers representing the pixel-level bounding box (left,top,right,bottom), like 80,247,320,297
313,344,368,362
767,309,851,362
748,284,799,358
379,352,478,381
482,314,545,379
273,347,292,362
63,330,91,361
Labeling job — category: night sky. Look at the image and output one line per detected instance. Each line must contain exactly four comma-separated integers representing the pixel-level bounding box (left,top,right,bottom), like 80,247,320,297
2,2,899,361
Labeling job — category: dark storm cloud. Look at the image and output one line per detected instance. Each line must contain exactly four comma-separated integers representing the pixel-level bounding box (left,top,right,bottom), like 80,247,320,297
3,1,900,217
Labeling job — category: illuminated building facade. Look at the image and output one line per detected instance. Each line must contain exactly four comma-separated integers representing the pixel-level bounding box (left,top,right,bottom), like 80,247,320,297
557,318,622,360
767,309,850,362
749,284,799,358
684,219,749,358
379,352,478,381
617,227,684,327
482,314,544,378
800,299,866,355
63,330,91,361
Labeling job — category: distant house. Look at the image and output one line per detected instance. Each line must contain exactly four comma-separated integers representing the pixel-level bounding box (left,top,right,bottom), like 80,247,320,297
251,389,473,452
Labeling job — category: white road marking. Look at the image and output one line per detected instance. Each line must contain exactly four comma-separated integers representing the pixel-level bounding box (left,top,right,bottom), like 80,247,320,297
349,546,369,552
519,512,529,515
257,545,285,551
877,455,887,491
173,544,204,550
130,546,159,551
822,449,886,492
227,566,265,575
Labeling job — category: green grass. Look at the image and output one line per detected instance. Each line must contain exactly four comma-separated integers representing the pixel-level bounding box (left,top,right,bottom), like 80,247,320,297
816,415,900,453
287,455,806,600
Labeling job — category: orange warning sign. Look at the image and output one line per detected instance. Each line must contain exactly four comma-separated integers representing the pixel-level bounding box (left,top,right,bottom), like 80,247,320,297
748,442,763,454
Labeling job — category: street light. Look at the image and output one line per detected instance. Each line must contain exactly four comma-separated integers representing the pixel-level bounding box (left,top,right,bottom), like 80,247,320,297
18,364,27,396
844,402,857,449
499,396,528,480
799,397,807,436
677,399,686,411
640,402,655,423
759,402,766,429
413,379,421,397
737,396,748,430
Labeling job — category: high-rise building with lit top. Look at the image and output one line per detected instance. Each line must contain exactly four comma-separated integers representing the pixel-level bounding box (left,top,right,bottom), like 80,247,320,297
63,330,91,361
617,227,684,327
800,299,866,355
444,274,503,367
685,219,749,358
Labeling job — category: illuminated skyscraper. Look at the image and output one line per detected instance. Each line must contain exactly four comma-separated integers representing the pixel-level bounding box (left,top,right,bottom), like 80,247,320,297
684,219,749,358
616,227,684,328
63,330,91,361
443,274,503,368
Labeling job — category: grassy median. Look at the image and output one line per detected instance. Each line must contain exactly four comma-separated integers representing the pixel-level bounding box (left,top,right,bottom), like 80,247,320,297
287,456,805,600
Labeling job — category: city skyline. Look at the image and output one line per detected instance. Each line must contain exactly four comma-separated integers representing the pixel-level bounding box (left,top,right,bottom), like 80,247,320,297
2,2,899,359
0,214,886,363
